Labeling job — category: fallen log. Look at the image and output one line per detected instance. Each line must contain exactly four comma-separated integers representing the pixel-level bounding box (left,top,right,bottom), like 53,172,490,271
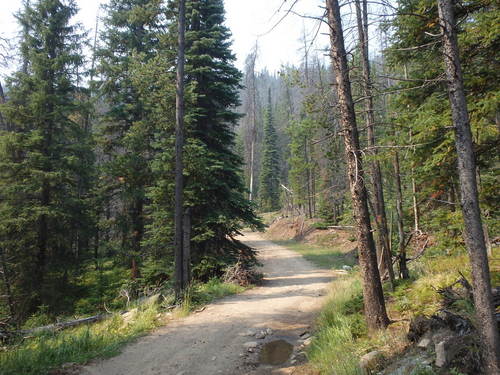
17,314,110,336
327,225,355,230
407,237,429,262
0,314,110,341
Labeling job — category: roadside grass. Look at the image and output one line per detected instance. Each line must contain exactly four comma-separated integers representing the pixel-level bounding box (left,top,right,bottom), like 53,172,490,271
0,278,246,375
272,234,486,374
273,240,356,269
307,275,365,375
175,278,246,317
305,251,490,374
0,303,162,375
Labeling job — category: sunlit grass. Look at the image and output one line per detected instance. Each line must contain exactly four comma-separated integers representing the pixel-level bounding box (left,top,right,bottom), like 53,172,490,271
174,278,246,318
274,240,356,269
1,278,246,375
307,275,365,375
0,304,162,375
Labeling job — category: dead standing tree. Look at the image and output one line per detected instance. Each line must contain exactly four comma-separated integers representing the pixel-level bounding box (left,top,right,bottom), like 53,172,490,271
326,0,390,330
437,0,500,372
244,45,259,202
354,0,394,289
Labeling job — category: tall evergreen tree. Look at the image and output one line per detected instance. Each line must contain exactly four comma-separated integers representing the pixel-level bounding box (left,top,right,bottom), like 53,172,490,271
174,0,188,296
98,0,164,279
258,89,281,212
182,0,263,277
0,0,91,319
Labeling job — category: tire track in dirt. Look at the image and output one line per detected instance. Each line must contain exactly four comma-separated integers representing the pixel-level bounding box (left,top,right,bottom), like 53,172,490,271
80,231,333,375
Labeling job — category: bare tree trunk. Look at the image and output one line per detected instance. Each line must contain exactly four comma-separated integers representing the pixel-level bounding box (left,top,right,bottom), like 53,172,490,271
182,208,191,287
403,66,420,234
249,139,255,201
438,0,499,372
0,248,15,320
393,150,409,279
248,46,258,202
130,198,143,279
411,165,419,232
305,139,313,219
354,0,394,289
326,0,390,331
174,0,187,299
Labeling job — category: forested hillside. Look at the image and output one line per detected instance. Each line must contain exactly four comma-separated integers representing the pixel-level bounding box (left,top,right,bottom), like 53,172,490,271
0,0,498,374
0,0,262,325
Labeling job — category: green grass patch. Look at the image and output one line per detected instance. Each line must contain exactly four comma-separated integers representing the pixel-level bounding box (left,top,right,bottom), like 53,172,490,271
274,240,356,269
176,278,246,317
1,278,246,375
308,275,365,375
0,304,162,375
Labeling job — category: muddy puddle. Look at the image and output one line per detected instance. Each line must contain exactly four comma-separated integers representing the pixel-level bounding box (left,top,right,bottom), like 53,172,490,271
259,339,294,365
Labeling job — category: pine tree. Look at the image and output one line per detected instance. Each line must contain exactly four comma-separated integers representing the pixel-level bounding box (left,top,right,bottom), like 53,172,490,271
136,0,263,280
181,0,263,276
288,118,315,216
98,0,164,280
0,0,91,319
258,89,281,212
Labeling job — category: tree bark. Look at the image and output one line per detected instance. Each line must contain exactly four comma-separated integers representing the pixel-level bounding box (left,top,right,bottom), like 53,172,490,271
304,139,313,219
393,150,409,279
131,197,143,279
182,208,191,288
174,0,187,299
437,0,500,372
326,0,390,331
0,248,15,320
354,0,394,289
248,45,258,202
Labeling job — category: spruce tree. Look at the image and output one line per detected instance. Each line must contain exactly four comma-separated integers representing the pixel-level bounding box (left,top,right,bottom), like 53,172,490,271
98,0,163,280
182,0,263,276
135,0,263,279
0,0,91,319
258,89,281,212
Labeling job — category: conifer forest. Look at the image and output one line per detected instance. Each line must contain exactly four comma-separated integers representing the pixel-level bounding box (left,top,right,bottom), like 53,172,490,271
0,0,498,374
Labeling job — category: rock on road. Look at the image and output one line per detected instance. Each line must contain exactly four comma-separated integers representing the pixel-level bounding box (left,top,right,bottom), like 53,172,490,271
81,232,333,375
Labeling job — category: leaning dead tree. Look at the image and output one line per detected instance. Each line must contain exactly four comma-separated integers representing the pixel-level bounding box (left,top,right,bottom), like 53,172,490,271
326,0,390,331
437,0,499,373
354,0,394,289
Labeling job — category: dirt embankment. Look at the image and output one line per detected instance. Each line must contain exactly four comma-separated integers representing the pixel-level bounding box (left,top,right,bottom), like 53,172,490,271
264,216,357,253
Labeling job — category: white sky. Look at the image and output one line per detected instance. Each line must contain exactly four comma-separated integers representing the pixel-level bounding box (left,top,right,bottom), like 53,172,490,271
0,0,330,76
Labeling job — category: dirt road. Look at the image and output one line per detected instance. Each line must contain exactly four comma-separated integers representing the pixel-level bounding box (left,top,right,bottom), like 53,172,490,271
81,232,333,375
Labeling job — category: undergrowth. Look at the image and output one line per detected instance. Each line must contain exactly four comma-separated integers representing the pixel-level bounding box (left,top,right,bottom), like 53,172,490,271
0,303,161,375
175,278,246,317
0,278,246,375
273,240,356,269
307,275,365,375
272,230,493,375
